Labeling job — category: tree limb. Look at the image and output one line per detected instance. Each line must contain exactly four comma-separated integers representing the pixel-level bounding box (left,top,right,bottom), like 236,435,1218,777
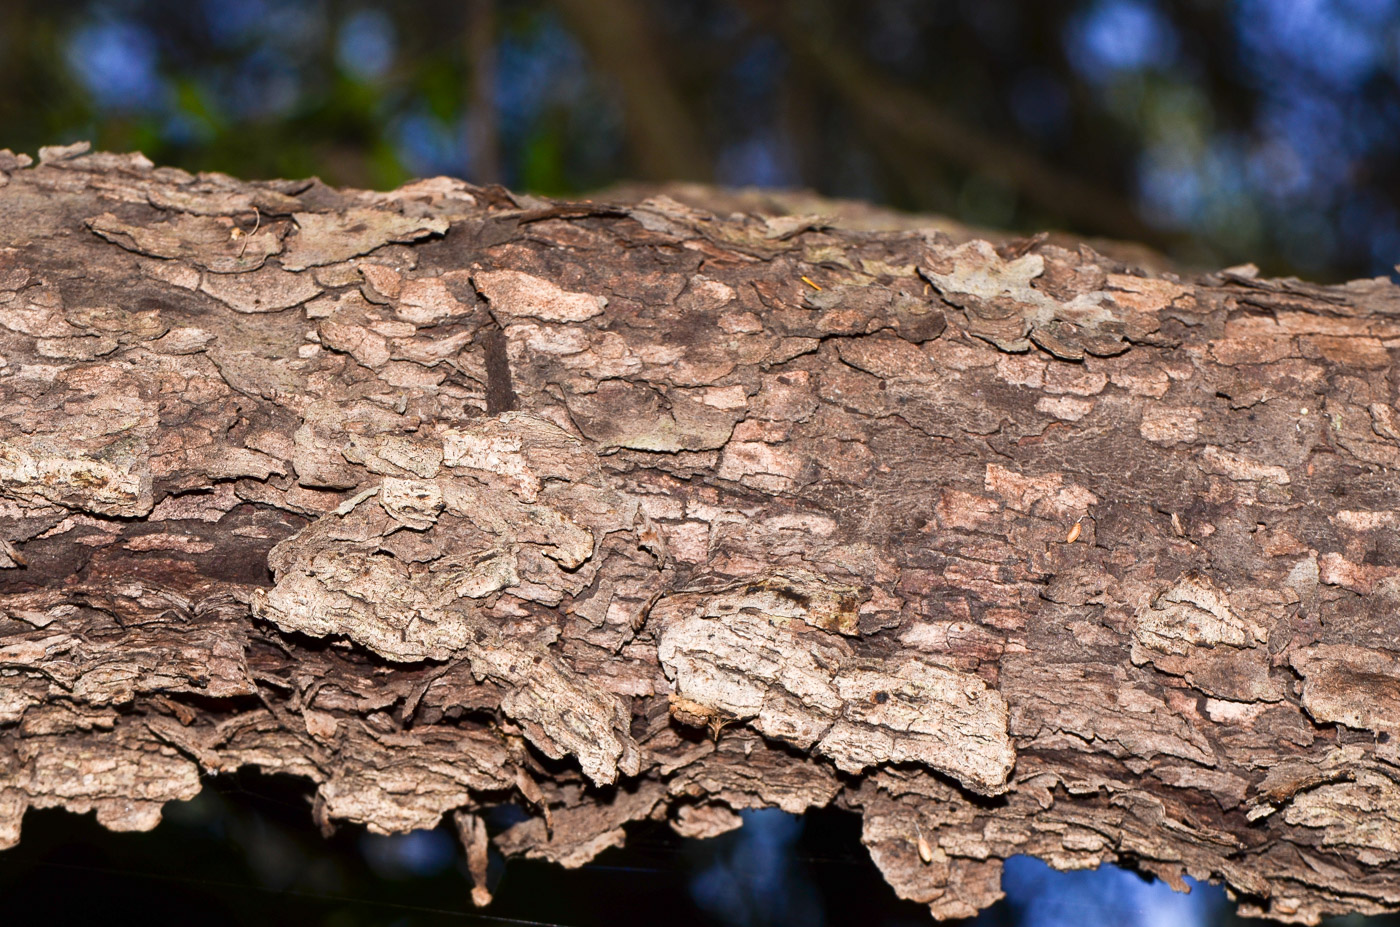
550,0,712,182
1,144,1400,923
740,0,1163,245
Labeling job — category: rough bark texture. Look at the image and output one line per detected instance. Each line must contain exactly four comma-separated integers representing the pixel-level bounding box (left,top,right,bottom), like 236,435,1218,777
2,142,1400,922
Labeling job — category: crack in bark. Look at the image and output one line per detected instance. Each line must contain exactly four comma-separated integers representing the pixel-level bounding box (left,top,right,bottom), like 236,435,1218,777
480,323,517,415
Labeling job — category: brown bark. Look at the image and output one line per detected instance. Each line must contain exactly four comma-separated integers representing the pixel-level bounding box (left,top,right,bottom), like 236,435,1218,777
2,142,1400,923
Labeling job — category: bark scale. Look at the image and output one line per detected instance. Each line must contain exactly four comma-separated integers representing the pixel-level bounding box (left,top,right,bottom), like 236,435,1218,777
1,142,1399,923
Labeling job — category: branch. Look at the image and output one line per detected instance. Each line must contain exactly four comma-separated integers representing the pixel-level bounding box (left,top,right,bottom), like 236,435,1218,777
464,0,503,185
549,0,712,182
740,0,1164,245
1,144,1399,924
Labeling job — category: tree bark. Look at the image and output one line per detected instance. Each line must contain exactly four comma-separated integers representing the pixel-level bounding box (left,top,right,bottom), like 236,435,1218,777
3,142,1400,924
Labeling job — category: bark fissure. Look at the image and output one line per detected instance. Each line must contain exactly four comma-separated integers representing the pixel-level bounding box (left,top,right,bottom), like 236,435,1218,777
1,147,1399,922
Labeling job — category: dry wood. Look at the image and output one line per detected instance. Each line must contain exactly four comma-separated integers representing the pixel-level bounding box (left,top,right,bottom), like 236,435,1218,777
2,141,1400,923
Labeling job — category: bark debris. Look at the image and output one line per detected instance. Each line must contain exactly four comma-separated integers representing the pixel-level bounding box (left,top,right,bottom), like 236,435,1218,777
2,144,1400,922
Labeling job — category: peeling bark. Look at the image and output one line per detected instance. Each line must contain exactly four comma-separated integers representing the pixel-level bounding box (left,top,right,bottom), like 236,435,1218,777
3,143,1400,923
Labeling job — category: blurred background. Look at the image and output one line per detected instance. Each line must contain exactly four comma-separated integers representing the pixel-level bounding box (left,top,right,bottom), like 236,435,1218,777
5,1,1400,924
2,770,1240,927
5,0,1400,280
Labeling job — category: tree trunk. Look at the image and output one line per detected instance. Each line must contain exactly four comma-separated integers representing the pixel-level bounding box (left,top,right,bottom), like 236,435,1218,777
3,142,1400,924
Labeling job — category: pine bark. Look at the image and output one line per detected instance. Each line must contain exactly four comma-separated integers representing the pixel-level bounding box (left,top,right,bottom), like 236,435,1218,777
3,142,1400,923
